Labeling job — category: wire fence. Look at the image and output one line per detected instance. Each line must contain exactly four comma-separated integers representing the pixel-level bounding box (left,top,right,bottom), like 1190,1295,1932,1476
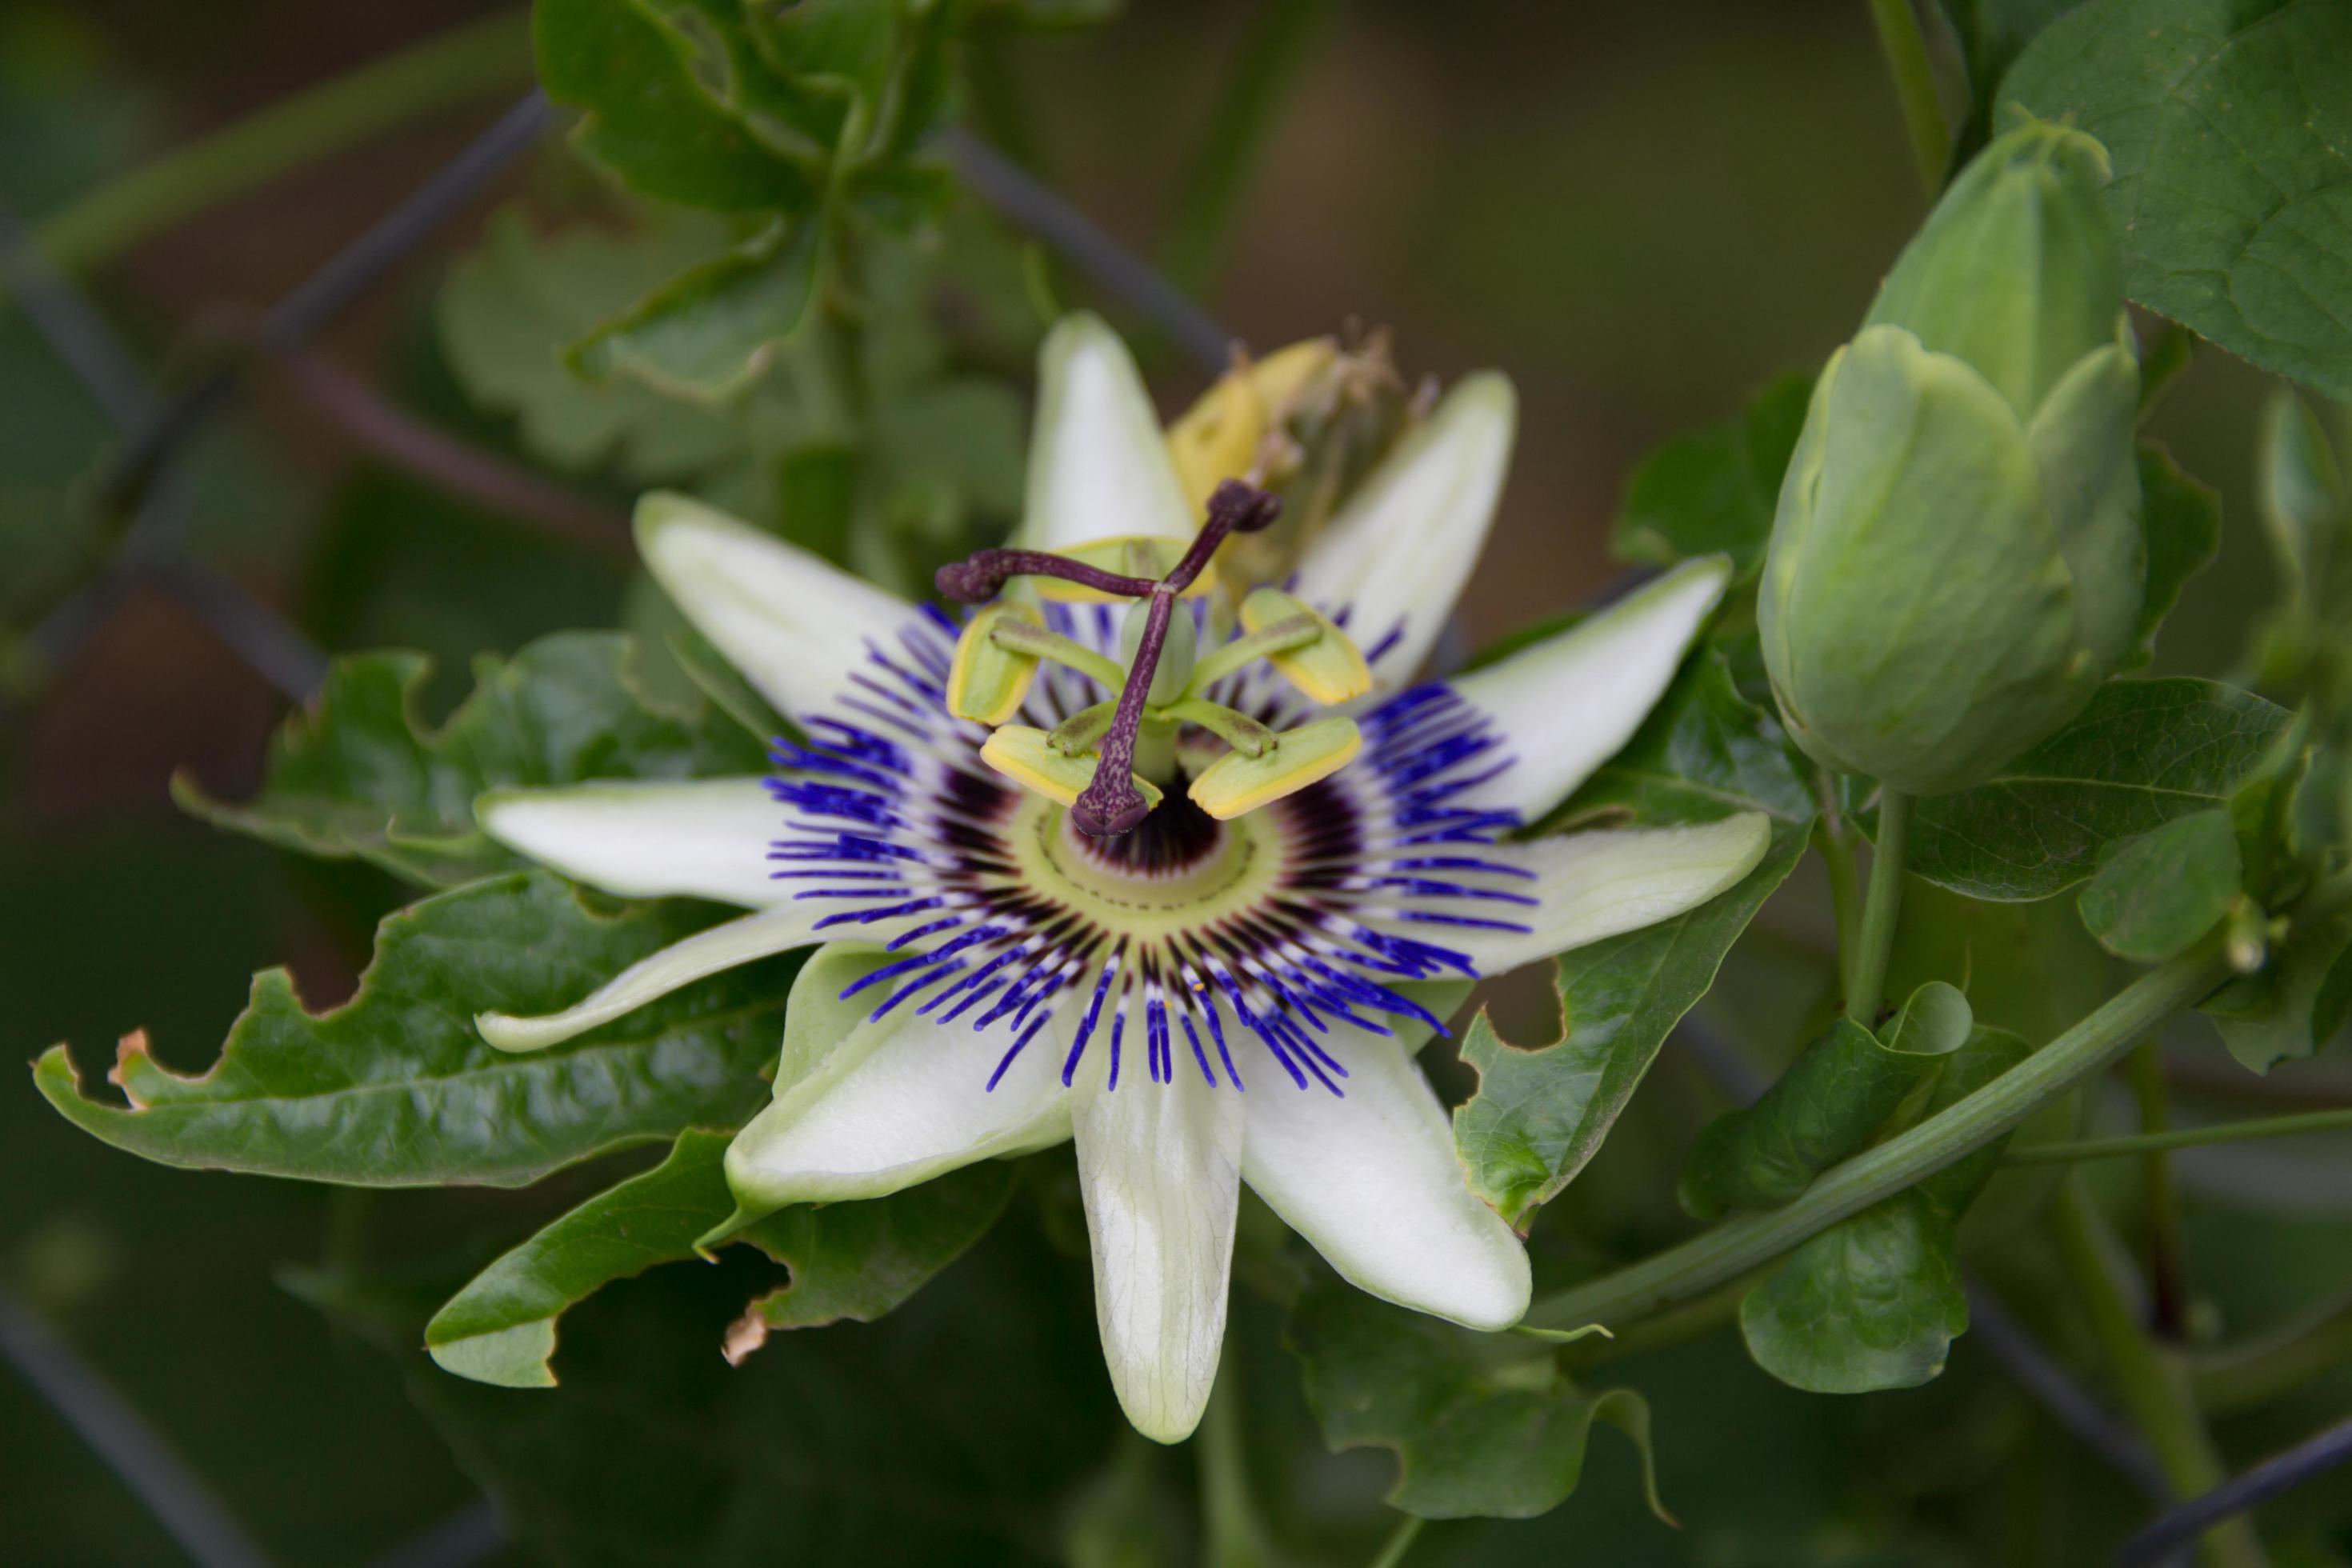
0,55,2346,1568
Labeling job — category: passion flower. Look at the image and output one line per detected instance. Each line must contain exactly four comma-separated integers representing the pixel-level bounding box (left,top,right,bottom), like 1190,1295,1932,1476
470,314,1767,1442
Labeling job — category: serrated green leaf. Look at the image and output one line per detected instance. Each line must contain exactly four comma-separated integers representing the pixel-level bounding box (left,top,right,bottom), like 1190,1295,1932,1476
535,0,819,214
438,205,750,478
425,1130,1012,1386
731,1160,1017,1335
1680,983,1971,1222
2131,444,2219,667
2078,808,2241,963
1739,1026,2028,1394
1612,372,1812,583
569,220,825,401
2205,907,2352,1074
34,874,798,1186
2006,0,2352,402
1458,646,1815,1226
174,632,766,888
1903,678,2291,901
1286,1278,1667,1522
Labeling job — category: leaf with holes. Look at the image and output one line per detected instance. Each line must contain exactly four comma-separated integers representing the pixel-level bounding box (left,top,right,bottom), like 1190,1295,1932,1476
1902,678,2290,901
426,1130,1014,1386
174,633,767,888
1459,646,1815,1226
2006,0,2352,401
1286,1276,1668,1521
33,874,798,1186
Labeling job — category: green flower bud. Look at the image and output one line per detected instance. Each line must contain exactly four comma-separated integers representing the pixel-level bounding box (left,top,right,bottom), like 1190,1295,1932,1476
1759,121,2146,797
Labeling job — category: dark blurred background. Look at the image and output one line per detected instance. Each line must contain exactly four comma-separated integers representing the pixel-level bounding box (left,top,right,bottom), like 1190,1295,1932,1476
2,3,2334,1565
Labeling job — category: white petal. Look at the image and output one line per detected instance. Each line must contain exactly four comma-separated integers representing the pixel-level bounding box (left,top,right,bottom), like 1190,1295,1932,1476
479,778,782,908
477,903,830,1052
1070,1065,1245,1443
635,490,913,723
1292,373,1515,686
1416,814,1772,976
725,986,1074,1209
1015,313,1196,551
1445,554,1731,822
1242,1028,1529,1330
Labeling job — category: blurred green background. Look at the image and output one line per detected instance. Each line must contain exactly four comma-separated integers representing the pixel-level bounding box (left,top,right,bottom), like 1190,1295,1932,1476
3,2,2343,1564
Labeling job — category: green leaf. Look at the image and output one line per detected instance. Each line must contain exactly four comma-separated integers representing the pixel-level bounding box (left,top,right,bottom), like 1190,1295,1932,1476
437,205,750,478
1903,678,2292,900
34,873,798,1186
2131,444,2219,666
1286,1278,1667,1522
534,0,818,214
2005,0,2352,402
425,1130,1013,1386
2205,906,2352,1074
174,633,767,888
568,220,825,401
1456,645,1815,1226
2077,808,2242,963
1679,982,1972,1222
1738,1026,2029,1394
1612,372,1813,583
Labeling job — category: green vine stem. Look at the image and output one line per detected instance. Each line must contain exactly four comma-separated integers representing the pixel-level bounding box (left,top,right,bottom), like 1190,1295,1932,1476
2004,1107,2352,1166
1526,930,2238,1332
1866,0,1952,194
1845,788,1912,1026
2052,1181,2270,1568
1810,769,1863,996
5,10,532,305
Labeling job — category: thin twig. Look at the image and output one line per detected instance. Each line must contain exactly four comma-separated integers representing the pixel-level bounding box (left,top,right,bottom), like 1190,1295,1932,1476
146,558,330,702
0,1282,279,1568
2118,1414,2352,1568
943,126,1233,372
258,341,631,556
84,91,555,538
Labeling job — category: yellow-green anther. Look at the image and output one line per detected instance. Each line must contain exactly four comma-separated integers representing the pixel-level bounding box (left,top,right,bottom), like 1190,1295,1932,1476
980,725,1165,814
1188,714,1363,820
1239,586,1371,705
1049,701,1118,755
1158,698,1274,758
946,602,1046,725
985,617,1129,693
1183,613,1321,694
